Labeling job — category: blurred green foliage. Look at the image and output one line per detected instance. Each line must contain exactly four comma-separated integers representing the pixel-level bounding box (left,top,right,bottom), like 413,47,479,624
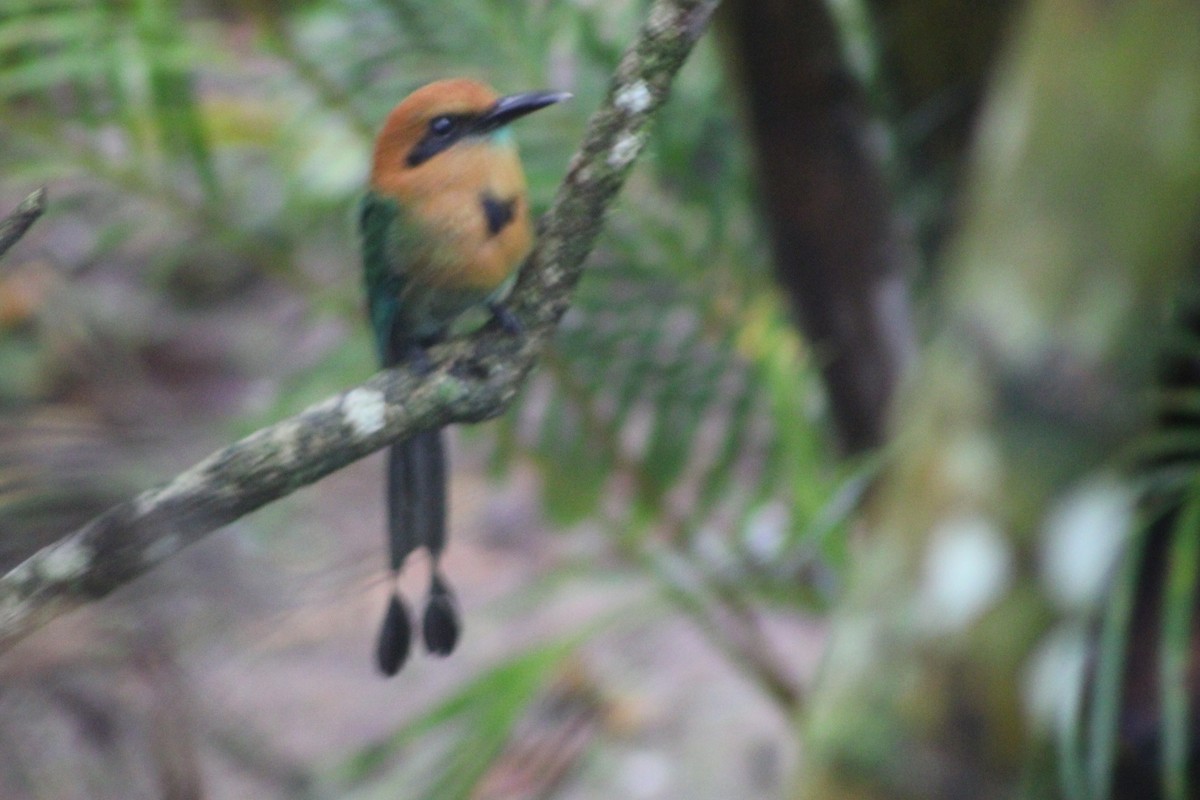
0,0,855,796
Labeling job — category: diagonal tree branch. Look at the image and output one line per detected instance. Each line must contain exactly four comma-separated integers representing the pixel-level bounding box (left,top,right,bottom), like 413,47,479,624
0,188,46,263
0,0,720,655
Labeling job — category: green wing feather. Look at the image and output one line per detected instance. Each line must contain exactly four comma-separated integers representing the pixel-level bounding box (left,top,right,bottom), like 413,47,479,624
359,191,409,366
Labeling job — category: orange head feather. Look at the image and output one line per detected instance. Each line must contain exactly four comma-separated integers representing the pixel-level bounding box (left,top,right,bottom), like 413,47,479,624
368,79,569,199
369,79,500,192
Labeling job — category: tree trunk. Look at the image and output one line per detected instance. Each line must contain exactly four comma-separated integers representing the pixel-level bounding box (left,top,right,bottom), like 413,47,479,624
793,0,1200,796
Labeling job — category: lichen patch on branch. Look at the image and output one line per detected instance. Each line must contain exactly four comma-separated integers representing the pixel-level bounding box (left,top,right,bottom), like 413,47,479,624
615,80,653,114
608,133,644,168
341,387,388,437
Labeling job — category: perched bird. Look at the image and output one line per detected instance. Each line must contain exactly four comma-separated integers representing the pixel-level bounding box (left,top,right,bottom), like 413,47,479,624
360,79,569,676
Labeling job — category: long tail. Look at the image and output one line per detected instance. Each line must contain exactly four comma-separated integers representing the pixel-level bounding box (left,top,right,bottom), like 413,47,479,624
389,429,446,570
375,428,460,676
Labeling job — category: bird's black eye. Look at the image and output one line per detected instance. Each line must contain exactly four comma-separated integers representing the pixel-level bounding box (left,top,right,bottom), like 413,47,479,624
407,114,466,167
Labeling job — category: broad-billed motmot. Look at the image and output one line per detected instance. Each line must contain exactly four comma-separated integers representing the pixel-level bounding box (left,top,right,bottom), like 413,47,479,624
360,79,569,676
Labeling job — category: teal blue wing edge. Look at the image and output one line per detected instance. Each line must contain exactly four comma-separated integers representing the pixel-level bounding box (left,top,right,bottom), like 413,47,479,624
359,191,406,366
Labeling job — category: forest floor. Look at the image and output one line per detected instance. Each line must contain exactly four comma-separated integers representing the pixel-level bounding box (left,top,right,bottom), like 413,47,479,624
2,423,823,800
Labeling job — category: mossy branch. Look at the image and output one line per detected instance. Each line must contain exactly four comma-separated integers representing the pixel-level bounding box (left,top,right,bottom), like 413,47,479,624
0,188,46,262
0,0,720,655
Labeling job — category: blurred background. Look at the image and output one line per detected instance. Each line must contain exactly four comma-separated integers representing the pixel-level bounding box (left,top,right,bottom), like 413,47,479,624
1,0,1197,799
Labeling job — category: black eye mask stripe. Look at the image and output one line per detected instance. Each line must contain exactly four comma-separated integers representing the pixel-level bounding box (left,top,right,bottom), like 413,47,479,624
406,114,475,167
403,91,568,169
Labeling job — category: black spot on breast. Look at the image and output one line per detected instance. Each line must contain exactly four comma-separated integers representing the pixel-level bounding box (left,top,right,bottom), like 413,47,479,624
480,192,517,237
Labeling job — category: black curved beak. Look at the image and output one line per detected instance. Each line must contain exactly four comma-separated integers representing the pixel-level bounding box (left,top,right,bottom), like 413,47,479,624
474,90,572,135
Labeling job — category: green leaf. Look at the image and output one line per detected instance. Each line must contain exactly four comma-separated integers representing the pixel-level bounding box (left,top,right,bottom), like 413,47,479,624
1082,509,1151,800
135,0,221,202
327,631,589,800
1160,480,1200,800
